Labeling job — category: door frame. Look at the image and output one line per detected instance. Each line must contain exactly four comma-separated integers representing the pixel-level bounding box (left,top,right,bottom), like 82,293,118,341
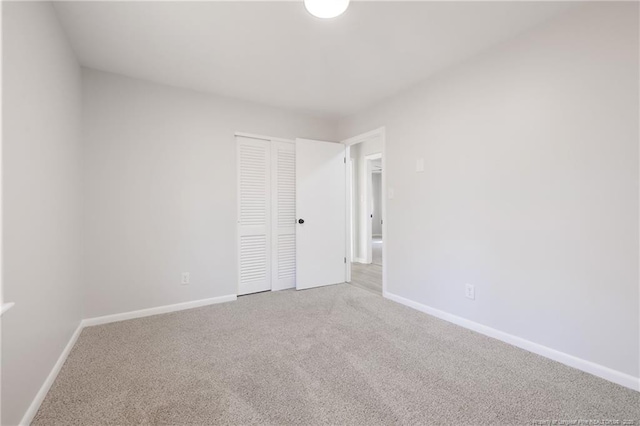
341,127,387,295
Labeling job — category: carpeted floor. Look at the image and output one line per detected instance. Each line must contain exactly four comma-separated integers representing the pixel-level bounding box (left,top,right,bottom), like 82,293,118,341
34,284,639,425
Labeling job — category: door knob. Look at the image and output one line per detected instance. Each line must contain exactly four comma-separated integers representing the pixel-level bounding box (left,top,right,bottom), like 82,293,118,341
298,218,305,224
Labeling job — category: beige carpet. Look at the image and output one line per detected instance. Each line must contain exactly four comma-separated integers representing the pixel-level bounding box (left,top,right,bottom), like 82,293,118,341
34,284,639,425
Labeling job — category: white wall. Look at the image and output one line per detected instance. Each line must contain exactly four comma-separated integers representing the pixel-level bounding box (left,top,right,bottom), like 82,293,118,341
2,2,83,425
82,69,337,318
340,2,639,379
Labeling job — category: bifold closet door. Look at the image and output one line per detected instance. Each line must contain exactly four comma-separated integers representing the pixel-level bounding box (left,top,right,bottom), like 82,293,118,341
271,141,296,290
237,136,271,295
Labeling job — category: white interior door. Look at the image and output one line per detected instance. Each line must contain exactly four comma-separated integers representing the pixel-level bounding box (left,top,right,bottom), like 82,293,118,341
271,141,296,290
237,136,271,295
295,138,346,290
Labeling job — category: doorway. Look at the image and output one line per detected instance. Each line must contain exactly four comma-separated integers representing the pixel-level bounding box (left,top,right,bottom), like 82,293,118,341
236,129,384,297
343,128,386,295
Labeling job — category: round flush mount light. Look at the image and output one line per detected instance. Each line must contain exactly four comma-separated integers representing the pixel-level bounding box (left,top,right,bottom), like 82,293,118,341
304,0,350,19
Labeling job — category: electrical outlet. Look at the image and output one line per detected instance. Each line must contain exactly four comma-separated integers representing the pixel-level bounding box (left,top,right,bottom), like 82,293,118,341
181,272,190,285
465,283,475,300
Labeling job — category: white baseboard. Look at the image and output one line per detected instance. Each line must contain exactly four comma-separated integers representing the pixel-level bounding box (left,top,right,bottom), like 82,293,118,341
354,257,367,264
19,323,84,426
372,234,382,238
82,294,237,327
383,291,639,392
19,294,237,425
271,285,295,292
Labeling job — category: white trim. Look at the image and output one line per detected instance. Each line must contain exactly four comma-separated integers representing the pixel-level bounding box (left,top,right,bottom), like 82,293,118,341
345,144,353,281
353,257,367,264
346,152,354,282
82,294,237,327
0,301,15,316
19,323,84,426
234,131,294,144
384,291,640,392
341,127,387,294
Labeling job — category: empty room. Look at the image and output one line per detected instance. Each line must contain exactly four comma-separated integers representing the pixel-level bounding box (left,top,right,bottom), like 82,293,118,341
1,0,639,425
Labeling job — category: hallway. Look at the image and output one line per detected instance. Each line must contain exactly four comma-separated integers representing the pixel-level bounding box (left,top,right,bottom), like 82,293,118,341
350,237,382,294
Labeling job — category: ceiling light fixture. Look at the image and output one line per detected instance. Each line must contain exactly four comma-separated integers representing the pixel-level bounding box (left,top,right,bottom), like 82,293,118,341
304,0,350,19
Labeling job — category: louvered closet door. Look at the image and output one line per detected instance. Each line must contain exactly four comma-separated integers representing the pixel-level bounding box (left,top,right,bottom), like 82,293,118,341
271,142,296,291
237,137,271,295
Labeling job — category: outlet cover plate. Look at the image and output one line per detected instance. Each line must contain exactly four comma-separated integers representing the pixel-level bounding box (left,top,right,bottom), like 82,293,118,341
465,283,475,300
181,272,190,285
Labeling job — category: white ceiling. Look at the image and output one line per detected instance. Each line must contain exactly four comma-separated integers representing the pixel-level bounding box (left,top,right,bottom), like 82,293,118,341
53,1,575,118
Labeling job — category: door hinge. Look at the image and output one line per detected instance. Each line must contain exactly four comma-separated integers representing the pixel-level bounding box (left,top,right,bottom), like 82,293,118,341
344,157,346,163
344,257,347,263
